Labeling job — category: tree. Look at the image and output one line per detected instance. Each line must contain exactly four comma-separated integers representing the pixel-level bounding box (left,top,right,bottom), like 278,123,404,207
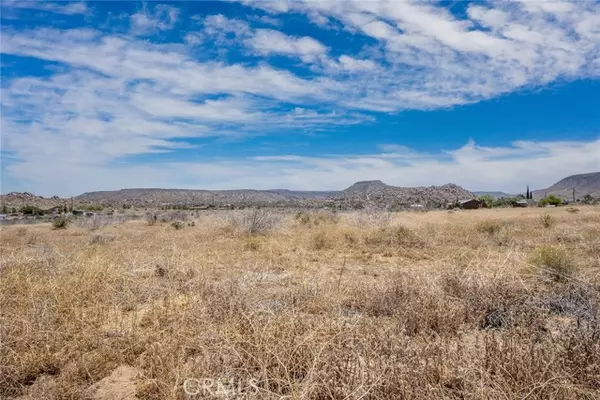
478,195,495,208
526,185,530,200
582,194,595,205
539,195,562,207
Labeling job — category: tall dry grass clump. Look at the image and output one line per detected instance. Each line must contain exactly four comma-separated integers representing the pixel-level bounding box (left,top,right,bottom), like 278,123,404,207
1,206,599,399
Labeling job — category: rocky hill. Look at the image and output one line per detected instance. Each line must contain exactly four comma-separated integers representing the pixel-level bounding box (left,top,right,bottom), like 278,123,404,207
0,192,64,211
336,180,474,208
1,181,475,211
532,172,600,200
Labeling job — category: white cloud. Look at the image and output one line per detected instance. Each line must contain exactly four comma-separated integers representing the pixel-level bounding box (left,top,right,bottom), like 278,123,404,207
243,0,600,108
247,29,327,61
1,0,89,15
130,4,179,35
3,138,598,197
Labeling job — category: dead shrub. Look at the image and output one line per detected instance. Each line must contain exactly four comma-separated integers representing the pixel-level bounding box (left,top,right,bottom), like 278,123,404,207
146,213,158,226
88,233,116,245
161,211,189,222
540,213,556,228
294,211,311,225
476,219,504,235
243,237,262,251
228,209,281,236
311,230,333,250
365,225,424,248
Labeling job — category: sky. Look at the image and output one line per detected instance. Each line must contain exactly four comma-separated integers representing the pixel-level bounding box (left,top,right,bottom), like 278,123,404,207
1,0,599,197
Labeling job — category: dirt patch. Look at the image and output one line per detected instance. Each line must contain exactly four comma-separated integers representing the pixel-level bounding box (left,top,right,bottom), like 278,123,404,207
84,365,140,400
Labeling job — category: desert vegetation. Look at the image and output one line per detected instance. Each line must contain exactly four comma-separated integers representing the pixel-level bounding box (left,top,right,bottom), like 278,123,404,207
1,206,599,399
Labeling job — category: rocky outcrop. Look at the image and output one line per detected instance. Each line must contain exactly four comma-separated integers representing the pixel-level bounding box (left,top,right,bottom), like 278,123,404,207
336,181,474,209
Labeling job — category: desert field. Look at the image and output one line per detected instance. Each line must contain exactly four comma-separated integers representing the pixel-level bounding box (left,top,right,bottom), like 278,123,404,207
1,206,599,399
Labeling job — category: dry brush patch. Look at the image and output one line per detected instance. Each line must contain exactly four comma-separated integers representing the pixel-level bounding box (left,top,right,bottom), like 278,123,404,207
1,206,599,399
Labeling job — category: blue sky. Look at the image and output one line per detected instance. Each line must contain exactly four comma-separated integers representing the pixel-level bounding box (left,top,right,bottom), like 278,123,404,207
1,0,599,196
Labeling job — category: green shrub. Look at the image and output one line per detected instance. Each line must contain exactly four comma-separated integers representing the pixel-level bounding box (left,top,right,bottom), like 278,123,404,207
538,195,562,207
171,221,185,230
52,216,70,229
531,245,575,282
477,195,494,208
20,205,44,215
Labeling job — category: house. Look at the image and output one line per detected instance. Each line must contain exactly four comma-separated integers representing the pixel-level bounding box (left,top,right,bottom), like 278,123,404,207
459,199,484,210
514,199,529,208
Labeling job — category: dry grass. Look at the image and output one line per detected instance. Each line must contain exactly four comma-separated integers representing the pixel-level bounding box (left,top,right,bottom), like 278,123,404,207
1,207,599,399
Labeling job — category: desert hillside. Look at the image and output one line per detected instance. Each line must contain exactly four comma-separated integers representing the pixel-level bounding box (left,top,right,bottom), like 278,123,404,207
0,181,474,210
533,172,600,200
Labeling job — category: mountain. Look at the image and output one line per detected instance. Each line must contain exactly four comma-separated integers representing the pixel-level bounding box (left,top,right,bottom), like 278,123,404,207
532,172,600,200
265,189,339,199
472,191,515,199
0,181,474,210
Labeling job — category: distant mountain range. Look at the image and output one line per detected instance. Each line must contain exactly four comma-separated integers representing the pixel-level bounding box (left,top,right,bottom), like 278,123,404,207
2,172,598,211
0,180,474,210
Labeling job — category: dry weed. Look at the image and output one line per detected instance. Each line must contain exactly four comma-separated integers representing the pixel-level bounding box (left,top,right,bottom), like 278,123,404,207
1,206,599,400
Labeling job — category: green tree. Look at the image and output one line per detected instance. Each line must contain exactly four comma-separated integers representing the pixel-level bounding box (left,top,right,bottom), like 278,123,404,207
478,195,495,208
539,195,562,207
20,205,43,215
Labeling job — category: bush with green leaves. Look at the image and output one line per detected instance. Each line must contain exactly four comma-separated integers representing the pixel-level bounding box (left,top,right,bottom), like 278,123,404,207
538,195,563,207
477,195,495,208
531,245,575,282
171,221,185,230
20,205,44,215
82,204,104,211
52,216,70,229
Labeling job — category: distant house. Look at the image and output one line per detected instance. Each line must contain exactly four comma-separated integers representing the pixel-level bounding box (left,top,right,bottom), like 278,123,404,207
410,204,424,209
514,199,529,208
459,199,484,210
44,206,64,215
